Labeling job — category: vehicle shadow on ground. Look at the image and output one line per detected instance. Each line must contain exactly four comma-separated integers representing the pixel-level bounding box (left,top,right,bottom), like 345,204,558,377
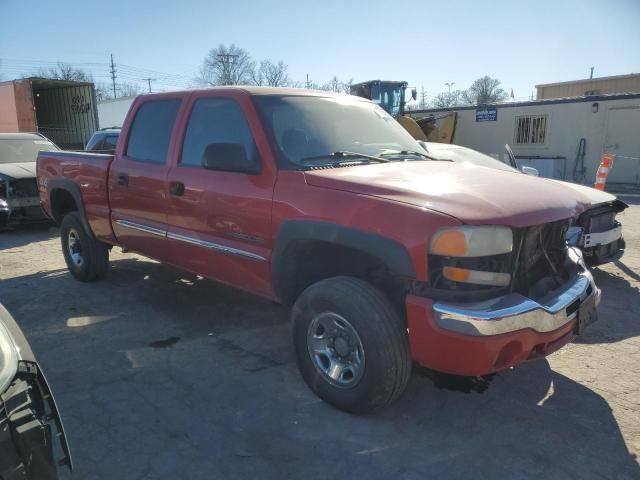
0,223,57,249
2,258,639,479
383,360,639,479
573,266,640,344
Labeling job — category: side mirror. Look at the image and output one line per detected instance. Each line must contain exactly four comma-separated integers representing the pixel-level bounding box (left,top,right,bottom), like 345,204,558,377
521,166,539,176
504,143,518,168
201,143,260,174
411,88,417,101
417,140,429,153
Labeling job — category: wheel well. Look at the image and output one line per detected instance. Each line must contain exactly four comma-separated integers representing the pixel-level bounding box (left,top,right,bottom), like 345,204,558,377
275,240,406,311
50,189,78,224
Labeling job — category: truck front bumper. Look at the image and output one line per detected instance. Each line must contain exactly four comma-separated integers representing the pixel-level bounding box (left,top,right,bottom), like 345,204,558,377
406,252,600,376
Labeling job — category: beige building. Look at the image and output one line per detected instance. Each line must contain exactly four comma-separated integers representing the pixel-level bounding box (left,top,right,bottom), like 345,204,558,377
415,93,640,186
536,73,640,99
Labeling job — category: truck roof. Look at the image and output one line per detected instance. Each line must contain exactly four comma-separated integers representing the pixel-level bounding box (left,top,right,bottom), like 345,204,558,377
138,85,363,99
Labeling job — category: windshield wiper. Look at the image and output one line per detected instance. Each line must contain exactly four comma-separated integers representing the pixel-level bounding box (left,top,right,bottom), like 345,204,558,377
300,151,390,165
379,150,448,161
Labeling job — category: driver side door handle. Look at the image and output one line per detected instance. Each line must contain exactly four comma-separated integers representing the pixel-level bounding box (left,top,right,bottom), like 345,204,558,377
170,181,185,196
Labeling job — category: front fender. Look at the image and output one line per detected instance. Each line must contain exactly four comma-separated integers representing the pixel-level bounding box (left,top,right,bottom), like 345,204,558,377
272,220,416,303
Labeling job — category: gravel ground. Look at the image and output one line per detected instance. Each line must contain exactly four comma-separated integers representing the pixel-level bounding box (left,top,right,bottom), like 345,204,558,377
0,197,638,480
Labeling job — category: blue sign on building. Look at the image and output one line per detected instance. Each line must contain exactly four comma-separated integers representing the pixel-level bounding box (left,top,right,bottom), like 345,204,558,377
476,108,498,122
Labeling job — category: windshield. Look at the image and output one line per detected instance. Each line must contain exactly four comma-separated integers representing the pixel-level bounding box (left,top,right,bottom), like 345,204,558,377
0,138,59,164
370,84,403,117
254,95,421,168
426,143,518,173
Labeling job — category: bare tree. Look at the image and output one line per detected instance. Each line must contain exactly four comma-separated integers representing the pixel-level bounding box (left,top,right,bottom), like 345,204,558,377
34,62,91,82
119,82,144,97
431,90,463,108
262,60,289,87
251,60,289,87
462,76,507,105
94,82,112,102
341,78,353,94
322,76,342,92
197,44,255,86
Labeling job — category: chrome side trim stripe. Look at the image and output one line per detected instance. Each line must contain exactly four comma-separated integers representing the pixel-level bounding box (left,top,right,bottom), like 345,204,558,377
115,219,166,237
167,231,267,262
115,220,266,262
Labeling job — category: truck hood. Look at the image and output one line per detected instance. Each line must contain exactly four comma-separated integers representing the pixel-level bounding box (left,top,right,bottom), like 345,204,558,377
549,179,616,205
0,162,36,180
304,162,594,227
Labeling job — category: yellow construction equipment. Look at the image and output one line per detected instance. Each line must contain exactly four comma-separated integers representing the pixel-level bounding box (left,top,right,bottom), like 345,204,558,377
349,80,457,143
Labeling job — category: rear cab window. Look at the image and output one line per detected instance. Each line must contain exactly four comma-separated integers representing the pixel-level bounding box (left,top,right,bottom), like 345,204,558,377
126,100,181,164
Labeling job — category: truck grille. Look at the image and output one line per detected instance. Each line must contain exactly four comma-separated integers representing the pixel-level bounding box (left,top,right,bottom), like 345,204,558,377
588,212,615,233
512,220,570,299
8,178,39,198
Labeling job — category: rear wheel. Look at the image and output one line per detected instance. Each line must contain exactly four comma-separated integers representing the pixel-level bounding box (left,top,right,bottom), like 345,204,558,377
292,276,411,413
60,212,109,281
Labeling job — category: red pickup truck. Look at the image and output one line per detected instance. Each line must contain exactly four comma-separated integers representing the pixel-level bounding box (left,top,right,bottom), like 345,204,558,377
37,87,600,413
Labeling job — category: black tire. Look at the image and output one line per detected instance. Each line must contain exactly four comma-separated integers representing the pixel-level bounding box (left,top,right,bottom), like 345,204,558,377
292,276,411,413
60,212,109,281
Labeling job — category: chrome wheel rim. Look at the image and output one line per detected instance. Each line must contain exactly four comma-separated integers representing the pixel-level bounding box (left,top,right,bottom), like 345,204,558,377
307,312,365,388
67,228,83,268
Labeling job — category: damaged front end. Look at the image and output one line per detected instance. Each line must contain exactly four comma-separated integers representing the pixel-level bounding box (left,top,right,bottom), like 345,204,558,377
0,305,72,480
406,219,599,376
0,177,48,228
423,219,576,303
567,199,627,266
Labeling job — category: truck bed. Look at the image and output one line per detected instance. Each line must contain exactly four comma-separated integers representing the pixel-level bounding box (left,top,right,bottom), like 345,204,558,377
37,150,116,242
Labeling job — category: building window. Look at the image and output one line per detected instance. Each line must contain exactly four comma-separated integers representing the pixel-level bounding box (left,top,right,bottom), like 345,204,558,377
585,89,601,96
514,115,547,145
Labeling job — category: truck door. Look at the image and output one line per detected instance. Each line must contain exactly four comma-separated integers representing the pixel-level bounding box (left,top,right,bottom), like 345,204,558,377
109,97,182,261
165,92,276,297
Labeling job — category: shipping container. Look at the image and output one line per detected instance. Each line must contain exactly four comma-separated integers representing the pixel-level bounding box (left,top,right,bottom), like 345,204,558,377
0,77,98,149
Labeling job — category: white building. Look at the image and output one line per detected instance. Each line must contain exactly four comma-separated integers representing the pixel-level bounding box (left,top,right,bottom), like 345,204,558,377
97,96,137,129
415,93,640,187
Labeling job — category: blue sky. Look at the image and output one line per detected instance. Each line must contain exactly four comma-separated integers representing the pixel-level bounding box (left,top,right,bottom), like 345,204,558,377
1,0,639,101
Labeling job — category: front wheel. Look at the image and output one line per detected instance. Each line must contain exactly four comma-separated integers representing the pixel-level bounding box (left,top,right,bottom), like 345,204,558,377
292,276,411,413
60,212,109,281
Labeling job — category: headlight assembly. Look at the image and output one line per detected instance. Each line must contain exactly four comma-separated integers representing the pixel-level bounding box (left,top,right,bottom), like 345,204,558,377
429,226,513,288
0,321,19,393
430,226,513,257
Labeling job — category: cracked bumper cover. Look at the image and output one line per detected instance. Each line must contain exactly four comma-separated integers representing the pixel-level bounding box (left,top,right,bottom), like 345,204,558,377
0,304,72,479
406,248,599,376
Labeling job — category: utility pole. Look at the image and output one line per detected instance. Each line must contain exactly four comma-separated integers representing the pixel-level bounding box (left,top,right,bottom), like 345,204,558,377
143,78,155,93
109,54,117,99
306,73,311,89
420,85,427,109
217,53,239,84
445,82,455,107
590,66,594,79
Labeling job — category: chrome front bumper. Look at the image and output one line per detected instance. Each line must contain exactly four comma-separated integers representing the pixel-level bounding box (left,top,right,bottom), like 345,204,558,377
433,249,600,336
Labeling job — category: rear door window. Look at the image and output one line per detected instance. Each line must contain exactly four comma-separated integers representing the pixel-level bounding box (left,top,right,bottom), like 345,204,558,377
126,100,180,164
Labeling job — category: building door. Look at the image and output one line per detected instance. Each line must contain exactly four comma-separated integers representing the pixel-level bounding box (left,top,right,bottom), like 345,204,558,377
604,106,640,185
